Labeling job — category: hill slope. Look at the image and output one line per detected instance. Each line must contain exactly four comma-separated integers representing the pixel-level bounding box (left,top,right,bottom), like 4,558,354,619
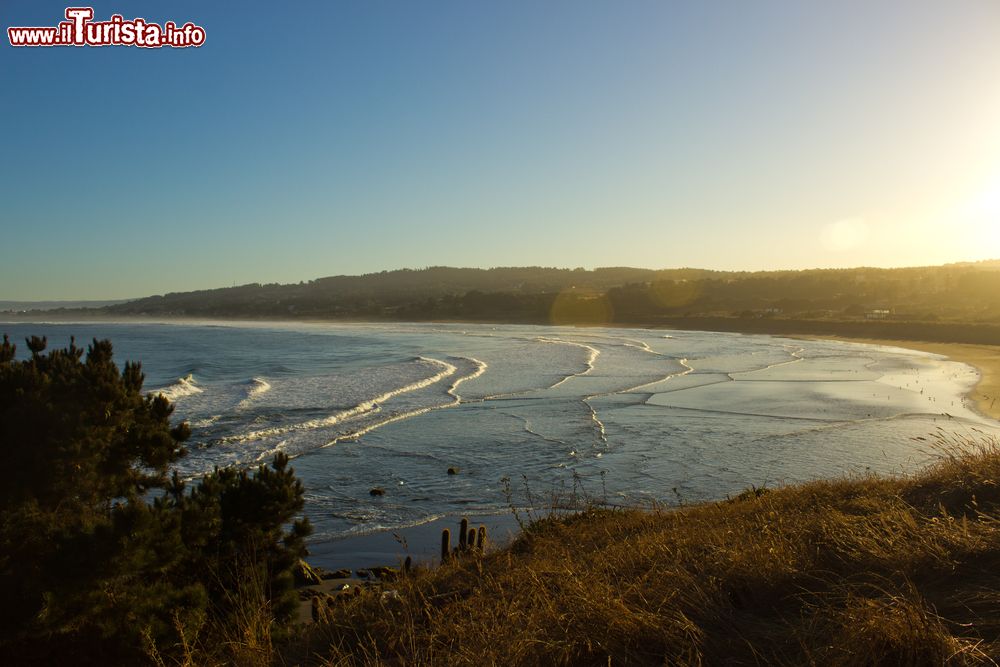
97,263,1000,326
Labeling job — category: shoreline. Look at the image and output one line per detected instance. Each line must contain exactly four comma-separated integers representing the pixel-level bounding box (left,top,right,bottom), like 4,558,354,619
6,312,1000,344
8,317,996,568
300,332,998,573
306,512,524,573
798,336,1000,423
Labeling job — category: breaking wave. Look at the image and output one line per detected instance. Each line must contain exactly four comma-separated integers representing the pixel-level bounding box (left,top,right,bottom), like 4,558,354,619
152,374,203,401
220,357,457,445
236,377,272,409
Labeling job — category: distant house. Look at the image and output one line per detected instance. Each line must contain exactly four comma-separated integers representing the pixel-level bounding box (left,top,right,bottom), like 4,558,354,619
865,309,892,320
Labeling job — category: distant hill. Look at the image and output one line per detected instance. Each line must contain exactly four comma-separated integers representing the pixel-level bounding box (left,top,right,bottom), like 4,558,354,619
0,299,132,313
947,259,1000,270
103,266,720,319
88,262,1000,327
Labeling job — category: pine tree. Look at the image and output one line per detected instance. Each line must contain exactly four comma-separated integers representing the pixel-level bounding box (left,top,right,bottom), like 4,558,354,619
0,336,311,664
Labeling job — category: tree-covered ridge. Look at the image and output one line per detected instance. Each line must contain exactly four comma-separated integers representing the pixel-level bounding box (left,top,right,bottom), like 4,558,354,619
97,262,1000,325
0,336,311,665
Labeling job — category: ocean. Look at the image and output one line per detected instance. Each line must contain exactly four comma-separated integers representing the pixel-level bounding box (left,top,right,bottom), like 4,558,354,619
3,320,996,557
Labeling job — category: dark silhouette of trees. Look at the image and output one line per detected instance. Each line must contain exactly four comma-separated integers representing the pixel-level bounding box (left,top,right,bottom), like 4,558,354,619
0,336,311,665
89,264,1000,324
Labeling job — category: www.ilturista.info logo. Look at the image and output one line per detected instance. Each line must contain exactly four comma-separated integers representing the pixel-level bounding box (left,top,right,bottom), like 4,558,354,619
8,7,206,48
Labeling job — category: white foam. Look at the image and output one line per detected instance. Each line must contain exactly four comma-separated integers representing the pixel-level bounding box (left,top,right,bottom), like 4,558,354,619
222,357,457,444
151,374,203,401
236,377,272,410
448,357,488,401
539,337,600,389
321,402,445,447
254,439,288,463
191,415,222,428
622,358,695,393
584,398,608,443
319,356,492,448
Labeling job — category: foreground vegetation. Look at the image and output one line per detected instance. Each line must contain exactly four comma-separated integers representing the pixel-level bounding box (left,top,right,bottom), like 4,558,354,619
0,337,311,666
289,436,1000,666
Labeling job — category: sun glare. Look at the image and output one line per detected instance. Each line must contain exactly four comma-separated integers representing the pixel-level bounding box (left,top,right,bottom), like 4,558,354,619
820,217,869,253
961,179,1000,252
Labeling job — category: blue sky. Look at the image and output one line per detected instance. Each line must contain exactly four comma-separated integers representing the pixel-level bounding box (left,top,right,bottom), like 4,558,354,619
2,1,1000,299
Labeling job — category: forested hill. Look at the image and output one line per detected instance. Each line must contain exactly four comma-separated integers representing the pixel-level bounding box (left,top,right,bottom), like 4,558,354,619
101,266,717,318
87,263,1000,330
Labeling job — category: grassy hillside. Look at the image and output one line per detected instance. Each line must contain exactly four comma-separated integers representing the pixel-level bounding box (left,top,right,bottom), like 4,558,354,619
39,262,998,329
285,436,1000,666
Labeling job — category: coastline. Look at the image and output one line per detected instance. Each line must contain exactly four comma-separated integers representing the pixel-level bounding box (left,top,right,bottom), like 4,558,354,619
8,316,997,587
801,336,1000,422
306,512,523,572
8,312,994,422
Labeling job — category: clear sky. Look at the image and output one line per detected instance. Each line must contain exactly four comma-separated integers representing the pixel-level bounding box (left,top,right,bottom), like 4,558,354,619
2,1,1000,299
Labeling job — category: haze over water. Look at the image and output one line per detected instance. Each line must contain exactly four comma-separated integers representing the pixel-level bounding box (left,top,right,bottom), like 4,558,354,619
4,321,996,550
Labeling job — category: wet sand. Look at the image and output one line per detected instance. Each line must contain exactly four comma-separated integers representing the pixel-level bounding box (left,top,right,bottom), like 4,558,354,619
306,512,523,573
806,337,1000,422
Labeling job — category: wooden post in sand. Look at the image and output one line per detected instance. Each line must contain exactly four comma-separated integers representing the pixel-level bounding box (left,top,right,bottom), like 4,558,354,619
441,528,451,564
459,517,469,550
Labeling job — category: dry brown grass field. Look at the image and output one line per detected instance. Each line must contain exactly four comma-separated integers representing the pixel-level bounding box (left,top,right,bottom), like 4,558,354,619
254,435,1000,666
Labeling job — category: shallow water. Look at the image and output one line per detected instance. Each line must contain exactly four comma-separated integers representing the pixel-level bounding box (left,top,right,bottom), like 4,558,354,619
4,320,995,551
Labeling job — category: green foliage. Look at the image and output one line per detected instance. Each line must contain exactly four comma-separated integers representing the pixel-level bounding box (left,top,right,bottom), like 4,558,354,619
0,336,311,664
164,454,312,623
0,335,187,511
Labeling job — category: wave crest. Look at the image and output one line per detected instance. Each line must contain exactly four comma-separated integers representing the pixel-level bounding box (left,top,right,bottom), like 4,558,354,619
152,374,203,401
221,357,457,445
237,377,272,409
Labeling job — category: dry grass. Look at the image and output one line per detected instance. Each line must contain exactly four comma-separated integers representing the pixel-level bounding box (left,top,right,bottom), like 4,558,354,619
277,436,1000,666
